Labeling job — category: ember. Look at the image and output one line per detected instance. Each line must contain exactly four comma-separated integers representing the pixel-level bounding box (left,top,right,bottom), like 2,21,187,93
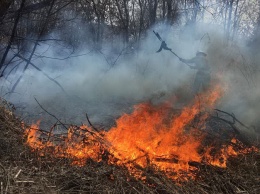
24,84,258,181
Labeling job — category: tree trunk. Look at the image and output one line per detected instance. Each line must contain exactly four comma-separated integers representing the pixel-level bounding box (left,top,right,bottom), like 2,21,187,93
162,0,166,19
10,0,56,93
123,0,129,43
148,0,158,25
231,0,239,40
115,0,129,44
192,0,199,23
0,0,12,20
201,0,205,21
166,0,172,22
0,0,25,74
138,0,144,40
226,0,234,40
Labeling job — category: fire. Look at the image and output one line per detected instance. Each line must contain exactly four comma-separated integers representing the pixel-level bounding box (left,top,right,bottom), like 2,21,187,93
24,84,258,181
105,84,222,179
26,124,105,165
25,120,45,151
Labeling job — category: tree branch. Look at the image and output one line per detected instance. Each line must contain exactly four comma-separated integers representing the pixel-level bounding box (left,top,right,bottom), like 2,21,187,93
34,97,68,130
15,54,68,95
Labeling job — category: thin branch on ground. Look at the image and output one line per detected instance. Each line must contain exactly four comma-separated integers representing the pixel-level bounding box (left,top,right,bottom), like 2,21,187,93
86,113,99,132
214,108,251,130
33,50,93,61
34,97,68,130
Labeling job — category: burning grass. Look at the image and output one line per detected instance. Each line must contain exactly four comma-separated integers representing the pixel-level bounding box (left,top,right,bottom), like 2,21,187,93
0,92,259,193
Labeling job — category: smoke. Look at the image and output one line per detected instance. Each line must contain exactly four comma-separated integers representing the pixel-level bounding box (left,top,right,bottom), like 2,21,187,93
0,22,260,133
200,25,260,133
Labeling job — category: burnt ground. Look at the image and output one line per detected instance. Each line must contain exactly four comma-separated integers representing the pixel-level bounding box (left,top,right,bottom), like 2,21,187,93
0,98,259,194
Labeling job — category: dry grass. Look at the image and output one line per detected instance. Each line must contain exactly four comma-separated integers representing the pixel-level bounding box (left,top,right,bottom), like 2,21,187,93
0,98,259,194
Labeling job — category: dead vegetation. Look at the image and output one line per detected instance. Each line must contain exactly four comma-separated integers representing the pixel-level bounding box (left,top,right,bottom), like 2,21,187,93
0,98,259,194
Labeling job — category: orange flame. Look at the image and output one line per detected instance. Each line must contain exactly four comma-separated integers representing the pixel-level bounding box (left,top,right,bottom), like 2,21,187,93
26,120,45,151
25,123,104,166
105,85,223,179
24,84,258,181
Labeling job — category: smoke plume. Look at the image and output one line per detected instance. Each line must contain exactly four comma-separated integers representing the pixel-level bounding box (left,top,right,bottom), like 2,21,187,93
1,23,259,134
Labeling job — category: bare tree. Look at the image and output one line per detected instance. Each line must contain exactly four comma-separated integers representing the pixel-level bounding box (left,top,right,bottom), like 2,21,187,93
148,0,158,25
0,0,25,73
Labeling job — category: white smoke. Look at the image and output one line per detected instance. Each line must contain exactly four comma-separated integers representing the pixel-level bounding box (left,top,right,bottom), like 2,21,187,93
0,22,260,134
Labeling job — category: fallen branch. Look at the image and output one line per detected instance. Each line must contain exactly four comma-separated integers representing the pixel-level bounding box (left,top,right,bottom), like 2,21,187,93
211,115,240,135
33,51,93,61
15,181,34,183
14,169,22,179
85,113,99,132
34,97,68,130
214,109,251,130
211,109,255,146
